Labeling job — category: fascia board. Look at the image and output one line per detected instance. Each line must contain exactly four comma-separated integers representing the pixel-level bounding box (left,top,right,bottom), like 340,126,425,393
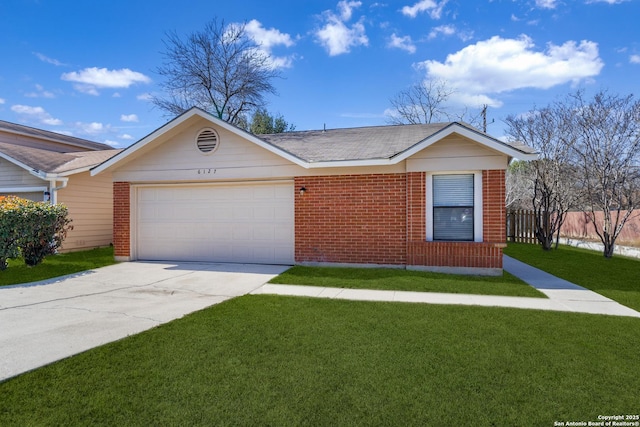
91,111,197,176
393,123,539,162
305,158,394,168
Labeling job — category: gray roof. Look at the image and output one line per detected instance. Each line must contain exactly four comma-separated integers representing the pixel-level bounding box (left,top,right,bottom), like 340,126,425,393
0,141,121,175
259,122,536,163
0,120,114,151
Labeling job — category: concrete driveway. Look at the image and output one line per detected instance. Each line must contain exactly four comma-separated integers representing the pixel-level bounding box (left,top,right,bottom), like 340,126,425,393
0,262,289,382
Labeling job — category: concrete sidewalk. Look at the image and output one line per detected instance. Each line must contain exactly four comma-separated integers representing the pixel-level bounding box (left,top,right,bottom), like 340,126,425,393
252,256,640,318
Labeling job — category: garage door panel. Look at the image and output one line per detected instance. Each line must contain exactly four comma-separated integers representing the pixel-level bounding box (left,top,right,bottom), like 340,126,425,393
136,182,294,264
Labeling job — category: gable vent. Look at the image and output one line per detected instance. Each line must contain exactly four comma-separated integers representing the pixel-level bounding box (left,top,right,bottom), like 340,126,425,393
196,128,219,154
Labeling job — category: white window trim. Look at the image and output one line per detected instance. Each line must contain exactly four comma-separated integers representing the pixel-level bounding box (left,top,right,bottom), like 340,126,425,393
426,171,483,242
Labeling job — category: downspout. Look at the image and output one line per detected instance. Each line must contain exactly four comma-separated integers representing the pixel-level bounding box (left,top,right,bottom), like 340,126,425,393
29,170,68,204
45,177,68,204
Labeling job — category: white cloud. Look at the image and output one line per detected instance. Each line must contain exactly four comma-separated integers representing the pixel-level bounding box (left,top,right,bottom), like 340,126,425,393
104,140,122,148
428,24,456,40
388,33,416,54
74,121,108,135
73,84,100,96
0,98,5,104
419,35,604,107
630,54,640,64
337,0,361,20
120,133,134,140
401,0,448,19
33,52,65,66
61,67,151,95
11,104,62,125
24,84,55,99
535,0,557,8
316,1,369,56
244,19,296,68
137,93,153,101
120,114,139,122
245,19,294,50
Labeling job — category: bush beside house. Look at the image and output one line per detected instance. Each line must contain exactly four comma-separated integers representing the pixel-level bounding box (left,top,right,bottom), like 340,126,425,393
0,196,73,269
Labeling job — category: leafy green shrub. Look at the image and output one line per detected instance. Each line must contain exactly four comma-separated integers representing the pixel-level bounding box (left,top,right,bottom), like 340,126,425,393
0,196,73,268
19,201,73,266
0,196,28,270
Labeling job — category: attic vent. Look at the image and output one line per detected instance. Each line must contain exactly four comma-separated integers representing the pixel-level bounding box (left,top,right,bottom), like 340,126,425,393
196,128,219,154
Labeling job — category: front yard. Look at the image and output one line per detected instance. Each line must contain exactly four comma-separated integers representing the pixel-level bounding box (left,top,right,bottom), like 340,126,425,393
1,243,638,425
269,265,545,297
1,295,638,425
0,246,116,287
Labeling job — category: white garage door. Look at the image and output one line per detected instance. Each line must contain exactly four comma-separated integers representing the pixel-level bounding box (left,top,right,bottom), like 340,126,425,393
136,181,294,264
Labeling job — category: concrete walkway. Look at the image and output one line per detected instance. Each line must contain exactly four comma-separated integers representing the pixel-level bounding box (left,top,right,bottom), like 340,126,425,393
252,256,640,318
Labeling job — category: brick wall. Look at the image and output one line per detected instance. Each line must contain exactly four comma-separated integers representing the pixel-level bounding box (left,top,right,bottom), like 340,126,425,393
113,182,130,258
406,170,505,270
294,174,407,265
482,169,506,243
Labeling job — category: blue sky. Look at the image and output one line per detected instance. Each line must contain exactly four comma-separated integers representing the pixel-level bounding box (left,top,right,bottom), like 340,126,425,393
1,0,638,147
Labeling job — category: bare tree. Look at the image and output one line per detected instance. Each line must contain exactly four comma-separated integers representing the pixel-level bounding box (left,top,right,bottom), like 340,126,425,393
388,79,454,125
505,106,579,250
153,19,280,125
505,160,533,210
388,79,483,128
567,90,640,258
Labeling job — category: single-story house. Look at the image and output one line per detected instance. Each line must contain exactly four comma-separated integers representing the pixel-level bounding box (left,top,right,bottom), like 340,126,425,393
92,107,537,275
0,120,120,251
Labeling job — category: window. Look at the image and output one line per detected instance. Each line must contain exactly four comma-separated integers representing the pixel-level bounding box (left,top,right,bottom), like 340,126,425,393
432,174,474,241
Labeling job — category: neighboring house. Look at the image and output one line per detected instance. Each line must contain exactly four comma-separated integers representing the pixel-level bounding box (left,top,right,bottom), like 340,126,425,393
0,120,120,251
92,107,537,274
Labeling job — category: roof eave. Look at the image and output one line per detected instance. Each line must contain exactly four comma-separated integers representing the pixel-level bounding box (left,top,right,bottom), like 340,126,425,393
0,150,47,179
92,108,309,175
393,122,539,162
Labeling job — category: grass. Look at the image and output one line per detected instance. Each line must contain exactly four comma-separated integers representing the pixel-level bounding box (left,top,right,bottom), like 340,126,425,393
504,243,640,311
1,295,638,426
269,265,546,298
0,246,117,287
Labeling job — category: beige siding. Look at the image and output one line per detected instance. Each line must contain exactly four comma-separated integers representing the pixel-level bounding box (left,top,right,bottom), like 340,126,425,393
113,118,304,182
407,134,509,172
112,117,409,181
0,157,46,187
110,118,508,183
57,171,114,251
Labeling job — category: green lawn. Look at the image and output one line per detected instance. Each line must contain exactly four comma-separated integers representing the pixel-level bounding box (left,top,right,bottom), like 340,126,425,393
504,243,640,311
1,295,638,426
0,246,116,287
270,265,545,298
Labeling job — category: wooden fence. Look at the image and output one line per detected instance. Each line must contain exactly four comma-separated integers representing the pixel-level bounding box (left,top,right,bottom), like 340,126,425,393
506,210,538,244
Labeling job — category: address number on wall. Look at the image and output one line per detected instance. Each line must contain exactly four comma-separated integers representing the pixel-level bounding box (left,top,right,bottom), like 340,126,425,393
197,169,216,175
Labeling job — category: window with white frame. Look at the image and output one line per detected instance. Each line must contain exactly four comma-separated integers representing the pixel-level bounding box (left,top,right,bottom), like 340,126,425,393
427,173,482,242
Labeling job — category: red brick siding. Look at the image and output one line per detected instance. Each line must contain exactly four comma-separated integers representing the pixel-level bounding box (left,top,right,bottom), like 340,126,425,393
407,172,426,242
294,174,407,265
483,169,506,243
113,182,130,258
406,170,505,269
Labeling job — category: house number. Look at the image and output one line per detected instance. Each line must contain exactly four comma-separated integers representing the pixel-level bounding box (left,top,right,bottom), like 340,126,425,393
197,169,216,174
